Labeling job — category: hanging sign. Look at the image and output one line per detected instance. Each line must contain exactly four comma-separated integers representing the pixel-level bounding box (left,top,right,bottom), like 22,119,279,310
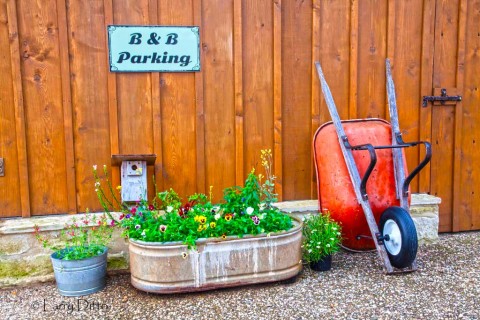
107,25,200,72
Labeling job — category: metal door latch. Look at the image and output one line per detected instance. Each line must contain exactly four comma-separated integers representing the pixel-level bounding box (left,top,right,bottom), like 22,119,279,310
0,158,4,177
422,88,462,107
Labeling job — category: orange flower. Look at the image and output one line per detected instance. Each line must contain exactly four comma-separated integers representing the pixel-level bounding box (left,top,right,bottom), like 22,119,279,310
225,214,233,221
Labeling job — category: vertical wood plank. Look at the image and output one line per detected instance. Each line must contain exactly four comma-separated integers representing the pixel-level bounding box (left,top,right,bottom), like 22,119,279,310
419,0,435,194
56,0,77,214
69,0,111,212
357,0,388,119
458,0,480,230
193,0,206,194
243,0,273,175
389,0,424,192
386,0,395,118
431,0,461,231
104,0,120,192
311,0,321,199
148,0,163,193
1,0,23,217
273,0,282,200
203,0,236,201
17,0,69,215
283,0,312,200
234,0,244,187
159,0,197,198
452,0,467,231
348,0,359,120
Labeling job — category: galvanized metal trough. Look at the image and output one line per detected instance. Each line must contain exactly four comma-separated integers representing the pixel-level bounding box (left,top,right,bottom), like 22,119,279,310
128,216,303,293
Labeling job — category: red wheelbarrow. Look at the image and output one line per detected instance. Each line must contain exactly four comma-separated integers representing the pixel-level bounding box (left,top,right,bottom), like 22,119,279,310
313,60,432,274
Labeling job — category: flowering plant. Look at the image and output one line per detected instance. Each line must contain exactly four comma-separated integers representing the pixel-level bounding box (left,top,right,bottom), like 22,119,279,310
94,149,293,249
302,211,342,263
33,212,114,260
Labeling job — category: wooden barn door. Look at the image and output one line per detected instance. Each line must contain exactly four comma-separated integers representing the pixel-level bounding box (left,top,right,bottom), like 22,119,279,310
422,0,480,232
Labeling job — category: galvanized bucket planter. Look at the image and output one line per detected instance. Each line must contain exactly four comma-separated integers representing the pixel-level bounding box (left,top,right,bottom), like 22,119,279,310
51,247,108,296
129,216,303,294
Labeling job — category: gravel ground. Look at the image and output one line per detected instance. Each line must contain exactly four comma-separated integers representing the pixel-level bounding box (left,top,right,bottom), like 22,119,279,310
1,232,479,320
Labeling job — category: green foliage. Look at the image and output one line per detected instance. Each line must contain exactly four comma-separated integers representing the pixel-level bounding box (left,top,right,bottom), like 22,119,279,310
93,149,293,251
33,213,114,261
302,212,342,263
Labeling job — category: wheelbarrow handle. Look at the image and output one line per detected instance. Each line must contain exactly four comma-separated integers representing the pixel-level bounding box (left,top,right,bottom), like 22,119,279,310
342,136,377,201
402,140,432,197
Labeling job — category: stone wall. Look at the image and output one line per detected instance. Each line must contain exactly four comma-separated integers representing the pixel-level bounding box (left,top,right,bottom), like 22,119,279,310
0,194,440,288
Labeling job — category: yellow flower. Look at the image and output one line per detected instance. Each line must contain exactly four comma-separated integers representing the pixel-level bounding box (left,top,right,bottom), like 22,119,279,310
182,252,188,259
221,234,227,239
194,215,207,224
197,224,208,232
210,222,216,229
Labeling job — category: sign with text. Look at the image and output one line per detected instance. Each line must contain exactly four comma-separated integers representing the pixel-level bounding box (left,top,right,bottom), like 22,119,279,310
107,25,200,72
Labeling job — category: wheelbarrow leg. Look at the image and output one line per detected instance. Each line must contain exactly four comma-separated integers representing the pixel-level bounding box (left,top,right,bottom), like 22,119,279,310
315,62,395,274
385,59,418,272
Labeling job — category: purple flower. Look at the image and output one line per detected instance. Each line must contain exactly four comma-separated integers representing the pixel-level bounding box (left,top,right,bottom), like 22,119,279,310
125,214,131,219
251,216,260,225
135,224,141,230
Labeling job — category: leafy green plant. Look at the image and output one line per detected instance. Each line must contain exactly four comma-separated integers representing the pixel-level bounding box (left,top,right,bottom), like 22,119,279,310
34,212,114,261
94,149,293,250
302,212,342,263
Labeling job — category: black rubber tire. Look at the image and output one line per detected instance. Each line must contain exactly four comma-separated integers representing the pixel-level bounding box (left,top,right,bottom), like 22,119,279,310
379,206,418,269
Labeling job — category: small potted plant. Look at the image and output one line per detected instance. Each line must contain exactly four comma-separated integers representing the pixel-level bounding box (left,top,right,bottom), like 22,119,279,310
33,213,114,296
302,211,342,271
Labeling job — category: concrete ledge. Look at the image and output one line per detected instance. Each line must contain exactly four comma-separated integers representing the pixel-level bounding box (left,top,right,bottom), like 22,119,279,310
0,193,440,288
273,193,441,245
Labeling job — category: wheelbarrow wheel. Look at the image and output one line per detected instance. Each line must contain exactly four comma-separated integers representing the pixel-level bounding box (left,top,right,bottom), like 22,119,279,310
379,206,418,269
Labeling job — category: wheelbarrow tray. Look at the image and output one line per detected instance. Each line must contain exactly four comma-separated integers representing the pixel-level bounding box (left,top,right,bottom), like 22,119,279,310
314,119,410,250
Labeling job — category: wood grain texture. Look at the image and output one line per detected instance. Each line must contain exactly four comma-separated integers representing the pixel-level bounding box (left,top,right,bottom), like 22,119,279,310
310,0,321,199
357,0,388,119
282,0,312,200
419,0,435,194
389,0,424,192
56,0,76,214
203,0,236,201
0,0,478,233
431,0,460,232
452,0,468,231
158,0,197,198
17,0,68,215
234,0,244,187
243,0,273,177
273,0,282,200
0,0,21,217
458,0,480,230
68,0,111,212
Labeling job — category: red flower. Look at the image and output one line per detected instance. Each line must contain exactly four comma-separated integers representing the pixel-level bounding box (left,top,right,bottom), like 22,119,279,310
148,205,154,211
131,207,137,214
119,214,125,220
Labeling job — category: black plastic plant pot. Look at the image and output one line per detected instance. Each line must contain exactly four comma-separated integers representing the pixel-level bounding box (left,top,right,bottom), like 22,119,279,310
310,254,332,272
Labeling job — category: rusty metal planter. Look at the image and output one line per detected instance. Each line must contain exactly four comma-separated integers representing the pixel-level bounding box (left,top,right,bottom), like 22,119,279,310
128,216,303,293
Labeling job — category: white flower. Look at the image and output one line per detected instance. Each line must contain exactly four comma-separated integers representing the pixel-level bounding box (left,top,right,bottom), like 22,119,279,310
259,203,266,211
330,238,334,241
326,244,331,247
166,206,173,213
246,207,254,215
141,230,146,237
214,213,221,220
135,224,141,229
